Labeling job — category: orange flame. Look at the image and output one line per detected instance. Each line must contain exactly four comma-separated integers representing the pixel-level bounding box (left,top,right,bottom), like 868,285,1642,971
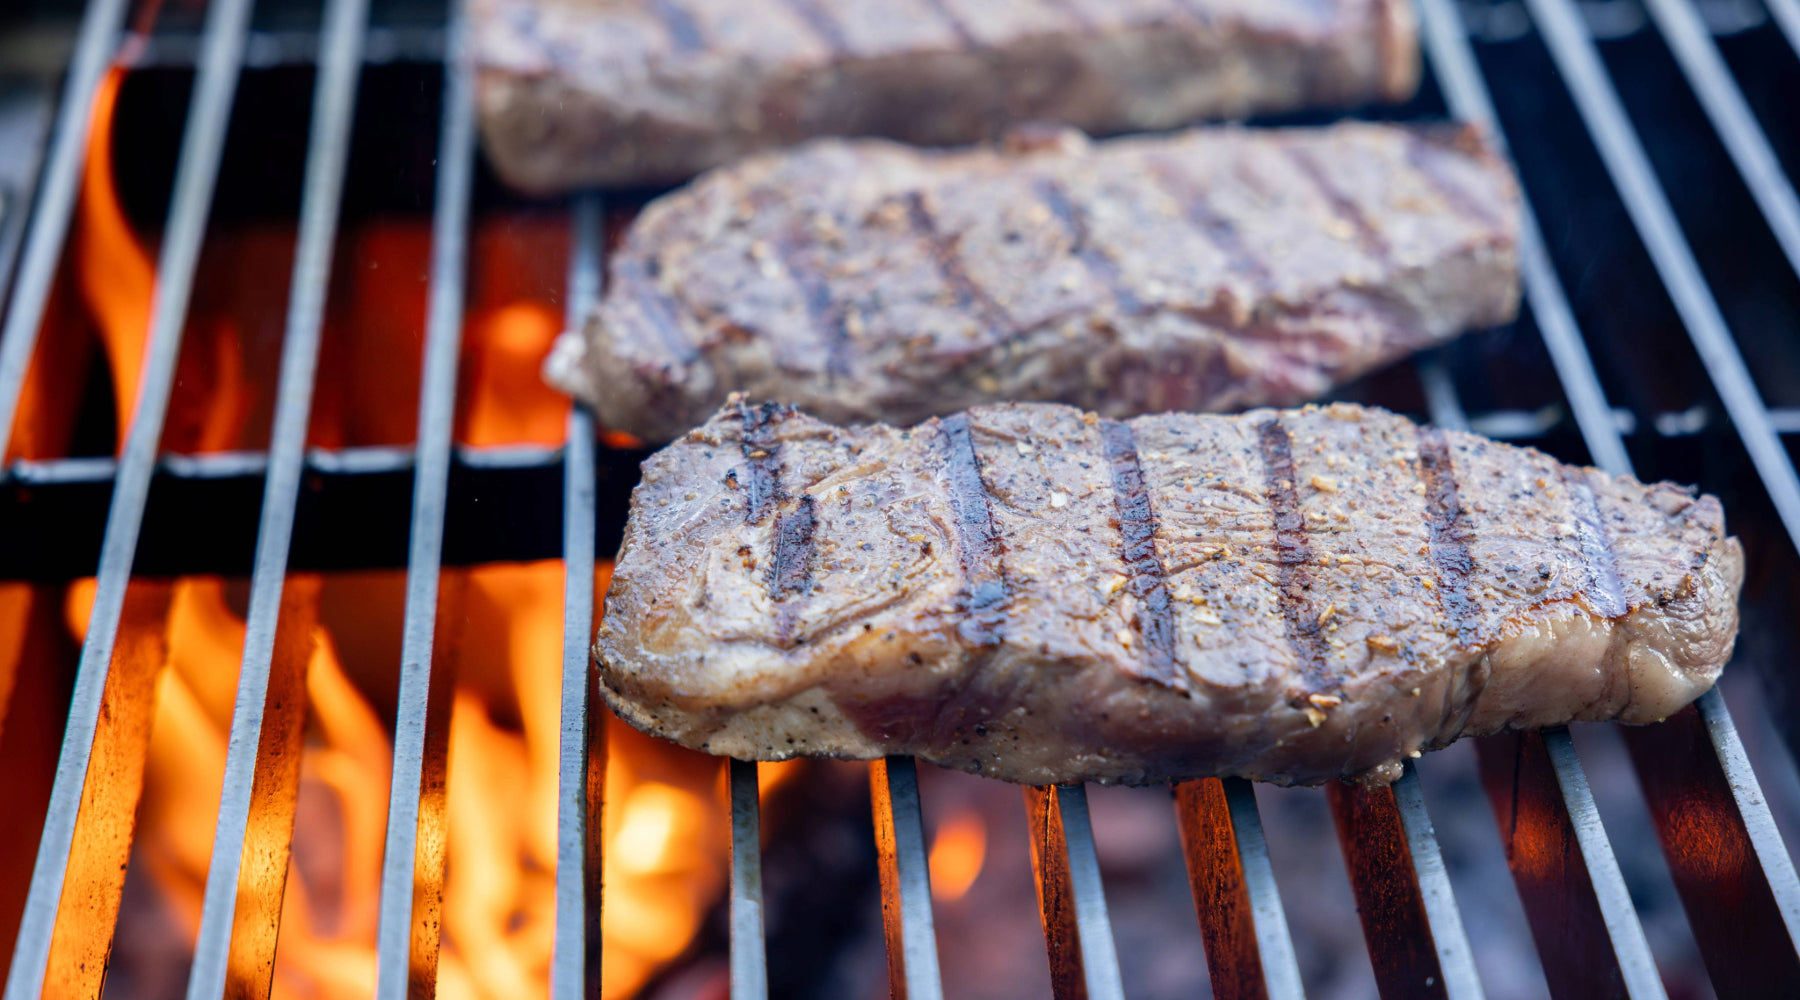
929,810,988,904
73,66,154,445
57,63,734,997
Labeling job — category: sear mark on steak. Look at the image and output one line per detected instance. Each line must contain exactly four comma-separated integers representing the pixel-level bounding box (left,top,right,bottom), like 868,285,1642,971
596,400,1744,787
1564,464,1629,619
1418,425,1480,645
1100,420,1181,690
1257,417,1331,696
546,122,1523,445
474,0,1423,193
940,412,1009,647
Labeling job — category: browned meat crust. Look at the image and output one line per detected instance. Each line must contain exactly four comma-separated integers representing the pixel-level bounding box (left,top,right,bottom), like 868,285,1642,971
596,401,1743,787
474,0,1420,193
545,122,1521,445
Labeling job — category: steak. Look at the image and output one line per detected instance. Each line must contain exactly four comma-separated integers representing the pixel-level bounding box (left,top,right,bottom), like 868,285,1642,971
474,0,1420,193
596,400,1743,787
544,122,1522,446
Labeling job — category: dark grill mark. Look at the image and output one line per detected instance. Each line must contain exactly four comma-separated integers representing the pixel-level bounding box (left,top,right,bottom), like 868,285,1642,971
737,399,786,524
770,495,819,643
1282,145,1392,264
1404,131,1504,229
647,0,705,52
1563,470,1628,619
1257,418,1330,691
770,232,852,378
917,0,978,47
941,414,1009,645
1146,157,1274,292
776,0,850,54
770,496,818,599
1418,426,1481,644
1035,177,1143,315
615,256,699,364
1100,421,1183,689
904,192,1015,336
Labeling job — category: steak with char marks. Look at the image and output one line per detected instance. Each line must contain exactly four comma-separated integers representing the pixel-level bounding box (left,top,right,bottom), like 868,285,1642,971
545,122,1521,445
596,400,1742,786
475,0,1419,192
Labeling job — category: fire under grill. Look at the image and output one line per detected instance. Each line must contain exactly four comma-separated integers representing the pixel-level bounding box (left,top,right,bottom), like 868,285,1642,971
2,0,1800,998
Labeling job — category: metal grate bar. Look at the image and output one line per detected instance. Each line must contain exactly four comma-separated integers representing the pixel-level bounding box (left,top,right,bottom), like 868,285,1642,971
728,758,767,1000
184,0,368,994
1526,0,1800,547
1023,784,1125,1000
1421,356,1662,995
1426,0,1800,987
1172,778,1304,1000
1641,0,1800,283
871,757,943,1000
371,0,477,993
1415,0,1631,474
2,0,256,992
1768,0,1800,58
0,0,129,458
1390,763,1484,998
1326,772,1483,1000
553,195,606,1000
1620,694,1800,993
1475,731,1666,998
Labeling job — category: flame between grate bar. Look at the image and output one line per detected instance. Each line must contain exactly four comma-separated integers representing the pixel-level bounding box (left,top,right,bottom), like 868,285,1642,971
183,0,368,995
2,0,255,994
371,0,478,994
0,0,128,448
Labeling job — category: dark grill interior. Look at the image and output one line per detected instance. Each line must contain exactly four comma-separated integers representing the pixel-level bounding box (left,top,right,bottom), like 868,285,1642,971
2,1,1800,998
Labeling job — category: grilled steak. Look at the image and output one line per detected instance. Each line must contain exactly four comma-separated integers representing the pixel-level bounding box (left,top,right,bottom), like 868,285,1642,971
475,0,1420,193
597,400,1742,787
544,122,1521,445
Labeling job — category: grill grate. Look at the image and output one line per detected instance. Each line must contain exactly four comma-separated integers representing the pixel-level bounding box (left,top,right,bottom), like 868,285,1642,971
1,1,1799,998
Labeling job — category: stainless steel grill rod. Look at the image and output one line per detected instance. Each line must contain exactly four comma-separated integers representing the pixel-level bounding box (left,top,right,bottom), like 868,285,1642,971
372,0,478,993
1024,783,1126,1000
1417,352,1663,998
1766,0,1800,59
1525,0,1800,551
871,757,944,1000
1391,763,1484,999
0,0,129,457
1419,0,1800,990
1640,0,1800,285
1222,779,1303,999
729,758,768,1000
184,0,367,993
553,194,606,1000
3,0,256,993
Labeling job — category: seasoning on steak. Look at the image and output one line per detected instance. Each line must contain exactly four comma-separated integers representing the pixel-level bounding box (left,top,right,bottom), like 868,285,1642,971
474,0,1420,193
596,400,1742,787
544,122,1522,446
